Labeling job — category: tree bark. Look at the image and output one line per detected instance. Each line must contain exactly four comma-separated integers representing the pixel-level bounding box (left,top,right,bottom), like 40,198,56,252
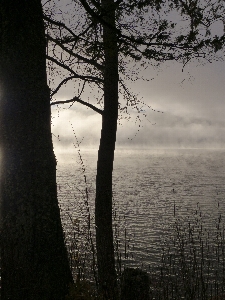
95,0,118,298
0,1,72,299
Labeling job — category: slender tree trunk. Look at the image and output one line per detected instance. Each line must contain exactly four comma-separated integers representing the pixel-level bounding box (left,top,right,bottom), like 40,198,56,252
95,0,118,298
0,1,73,299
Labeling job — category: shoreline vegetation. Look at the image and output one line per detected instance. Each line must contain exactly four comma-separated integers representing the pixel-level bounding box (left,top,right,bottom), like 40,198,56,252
63,200,225,299
59,148,225,299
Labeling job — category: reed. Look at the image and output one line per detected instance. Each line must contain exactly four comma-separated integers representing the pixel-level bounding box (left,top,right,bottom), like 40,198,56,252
61,169,225,299
149,203,225,300
59,136,225,299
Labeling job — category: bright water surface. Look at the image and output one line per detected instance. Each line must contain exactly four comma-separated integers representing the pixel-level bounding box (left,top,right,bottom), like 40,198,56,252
56,148,225,275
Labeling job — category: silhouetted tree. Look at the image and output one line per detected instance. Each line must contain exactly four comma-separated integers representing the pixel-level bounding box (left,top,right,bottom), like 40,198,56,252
0,1,72,299
43,0,224,297
94,0,118,297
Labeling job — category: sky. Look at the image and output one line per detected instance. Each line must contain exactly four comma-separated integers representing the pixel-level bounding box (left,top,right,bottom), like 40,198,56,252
48,1,225,156
51,57,225,154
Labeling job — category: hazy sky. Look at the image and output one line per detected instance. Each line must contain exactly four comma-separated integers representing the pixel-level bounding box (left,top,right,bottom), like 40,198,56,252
48,1,225,155
51,57,225,154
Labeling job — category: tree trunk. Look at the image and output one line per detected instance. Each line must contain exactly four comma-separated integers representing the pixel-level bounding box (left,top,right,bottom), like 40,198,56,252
95,0,118,298
0,1,73,299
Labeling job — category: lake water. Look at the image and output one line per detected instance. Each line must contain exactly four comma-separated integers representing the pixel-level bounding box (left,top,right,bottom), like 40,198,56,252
56,148,225,279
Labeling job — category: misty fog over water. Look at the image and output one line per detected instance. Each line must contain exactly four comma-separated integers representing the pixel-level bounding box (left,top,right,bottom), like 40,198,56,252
57,148,225,274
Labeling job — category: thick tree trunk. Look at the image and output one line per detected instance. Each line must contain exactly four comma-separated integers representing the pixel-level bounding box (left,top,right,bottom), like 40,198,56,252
95,0,118,298
0,1,72,299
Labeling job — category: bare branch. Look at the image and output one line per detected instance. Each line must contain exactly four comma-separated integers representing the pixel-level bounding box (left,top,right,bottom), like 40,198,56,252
43,15,80,42
46,55,103,83
119,33,193,51
47,34,104,71
50,96,103,115
44,14,95,46
50,76,80,97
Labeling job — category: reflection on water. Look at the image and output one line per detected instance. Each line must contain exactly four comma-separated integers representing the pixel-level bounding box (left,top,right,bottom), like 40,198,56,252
57,148,225,273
